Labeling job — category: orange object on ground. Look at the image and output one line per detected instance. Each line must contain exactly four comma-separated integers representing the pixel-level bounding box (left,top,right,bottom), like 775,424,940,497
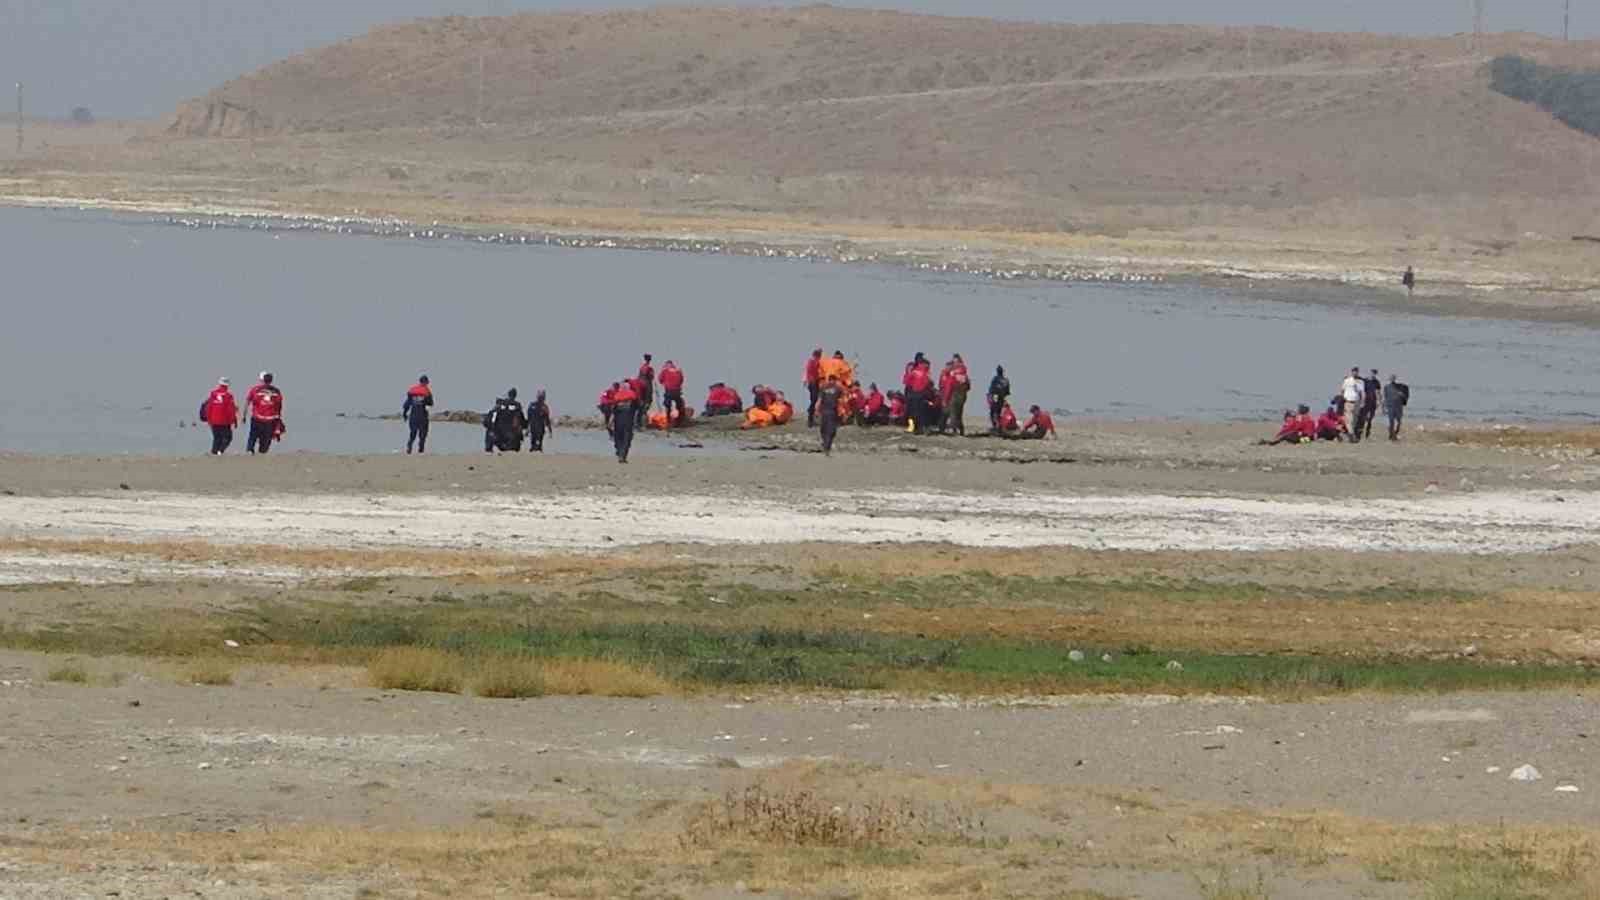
648,407,695,430
742,407,775,429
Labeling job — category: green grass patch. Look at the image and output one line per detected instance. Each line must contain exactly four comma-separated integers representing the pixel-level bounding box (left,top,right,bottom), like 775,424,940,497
46,660,90,684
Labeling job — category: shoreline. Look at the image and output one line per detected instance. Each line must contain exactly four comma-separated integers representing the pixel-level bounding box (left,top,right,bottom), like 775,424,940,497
8,190,1600,328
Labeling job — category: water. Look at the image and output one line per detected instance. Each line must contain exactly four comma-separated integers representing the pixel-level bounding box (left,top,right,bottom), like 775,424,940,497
1,206,1596,456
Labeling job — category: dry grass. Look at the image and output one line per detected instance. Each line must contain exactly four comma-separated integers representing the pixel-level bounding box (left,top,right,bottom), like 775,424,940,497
538,657,673,698
180,657,235,686
45,660,89,684
683,782,987,850
469,655,546,699
1426,427,1600,452
367,647,463,694
0,536,529,579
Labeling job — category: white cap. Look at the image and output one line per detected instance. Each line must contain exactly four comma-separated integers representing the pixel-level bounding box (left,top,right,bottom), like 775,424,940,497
218,377,230,386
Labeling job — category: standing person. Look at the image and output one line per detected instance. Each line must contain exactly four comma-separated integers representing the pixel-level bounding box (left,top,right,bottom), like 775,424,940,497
1402,266,1416,297
635,354,655,430
803,348,823,427
1384,375,1411,441
658,360,686,425
598,383,618,435
244,372,284,455
527,389,554,452
817,374,844,456
1359,368,1382,441
944,354,971,435
903,358,933,434
1340,367,1364,444
402,375,433,454
609,377,639,463
484,388,526,452
987,365,1011,433
199,377,238,455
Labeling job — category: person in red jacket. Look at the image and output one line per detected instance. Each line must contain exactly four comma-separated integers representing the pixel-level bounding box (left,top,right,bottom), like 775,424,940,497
903,360,934,434
199,377,239,455
942,355,971,435
598,383,618,435
862,383,888,426
658,360,686,425
635,354,656,430
244,372,284,455
1016,405,1056,440
803,348,823,426
888,391,908,426
1316,406,1348,441
996,402,1020,435
704,383,742,416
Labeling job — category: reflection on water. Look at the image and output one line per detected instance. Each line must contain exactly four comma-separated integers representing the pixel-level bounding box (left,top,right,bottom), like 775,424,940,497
1,207,1595,455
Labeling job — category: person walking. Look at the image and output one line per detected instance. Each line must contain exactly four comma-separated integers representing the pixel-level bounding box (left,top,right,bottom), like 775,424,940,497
1359,368,1382,441
609,378,639,463
803,348,823,427
635,354,655,430
1402,266,1416,297
658,360,686,425
1339,367,1364,444
943,354,971,435
199,377,238,455
1384,375,1411,441
987,365,1011,433
402,374,433,454
244,372,284,455
484,388,526,452
817,374,844,456
527,389,553,452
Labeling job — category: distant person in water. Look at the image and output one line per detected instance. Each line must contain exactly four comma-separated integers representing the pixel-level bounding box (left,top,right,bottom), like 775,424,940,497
199,377,239,455
244,372,284,455
1402,266,1416,297
526,389,553,452
402,375,433,454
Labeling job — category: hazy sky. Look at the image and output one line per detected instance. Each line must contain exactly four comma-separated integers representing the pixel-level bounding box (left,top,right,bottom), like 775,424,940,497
2,0,1589,119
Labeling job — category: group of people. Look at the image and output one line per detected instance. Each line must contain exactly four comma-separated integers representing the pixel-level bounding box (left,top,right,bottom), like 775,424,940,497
1261,367,1411,446
482,386,556,454
199,373,285,455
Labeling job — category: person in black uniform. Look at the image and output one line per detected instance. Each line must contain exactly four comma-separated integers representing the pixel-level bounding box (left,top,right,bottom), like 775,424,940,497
987,365,1011,433
1384,375,1411,441
402,375,433,454
609,379,639,463
526,390,554,452
817,374,843,456
484,387,527,452
1358,368,1382,441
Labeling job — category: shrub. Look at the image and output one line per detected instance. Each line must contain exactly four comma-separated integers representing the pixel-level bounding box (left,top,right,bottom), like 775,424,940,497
368,647,463,693
1490,55,1600,138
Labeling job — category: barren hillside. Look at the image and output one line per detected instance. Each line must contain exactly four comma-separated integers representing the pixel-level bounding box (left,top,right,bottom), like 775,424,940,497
13,6,1600,307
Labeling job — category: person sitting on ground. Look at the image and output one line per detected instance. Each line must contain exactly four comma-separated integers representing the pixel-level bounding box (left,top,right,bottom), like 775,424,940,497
846,383,866,424
1260,407,1313,446
1316,405,1347,442
887,390,908,427
703,382,742,416
861,383,888,426
1013,405,1056,440
996,402,1020,435
750,384,778,410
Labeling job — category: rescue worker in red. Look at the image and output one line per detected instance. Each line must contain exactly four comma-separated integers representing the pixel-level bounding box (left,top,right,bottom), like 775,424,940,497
402,374,433,454
1016,405,1056,440
902,355,934,434
803,348,823,426
888,391,908,426
862,383,888,426
609,377,640,463
996,402,1020,435
846,383,866,425
1316,405,1348,442
658,360,686,425
941,354,971,435
598,383,619,435
703,383,742,416
199,377,239,455
635,354,656,430
244,372,284,455
751,385,778,410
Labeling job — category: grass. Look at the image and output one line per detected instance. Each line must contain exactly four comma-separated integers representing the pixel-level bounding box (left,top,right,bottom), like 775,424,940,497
1196,868,1270,900
367,647,671,698
1426,426,1600,452
46,660,89,684
367,647,463,694
181,658,235,686
470,655,546,699
682,784,987,851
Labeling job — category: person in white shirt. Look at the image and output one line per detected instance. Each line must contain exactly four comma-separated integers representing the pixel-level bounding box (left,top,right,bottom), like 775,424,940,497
1340,367,1365,443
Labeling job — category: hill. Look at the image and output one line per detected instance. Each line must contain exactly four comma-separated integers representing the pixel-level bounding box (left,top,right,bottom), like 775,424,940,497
15,6,1600,310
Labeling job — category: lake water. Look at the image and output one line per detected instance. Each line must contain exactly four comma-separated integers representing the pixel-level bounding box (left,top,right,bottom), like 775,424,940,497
1,206,1597,456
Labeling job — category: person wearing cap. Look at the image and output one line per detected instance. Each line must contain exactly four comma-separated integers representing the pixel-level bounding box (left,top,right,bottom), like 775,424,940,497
526,389,554,452
402,375,433,454
244,372,284,455
199,377,239,455
484,387,526,452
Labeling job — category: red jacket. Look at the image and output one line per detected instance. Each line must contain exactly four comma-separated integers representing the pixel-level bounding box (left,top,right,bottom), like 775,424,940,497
612,384,639,405
864,389,885,417
998,405,1019,431
1295,414,1317,439
638,363,655,384
598,388,614,409
804,356,821,386
202,386,237,427
904,366,932,393
245,383,282,421
706,385,739,409
1023,411,1056,435
659,365,684,392
889,395,907,420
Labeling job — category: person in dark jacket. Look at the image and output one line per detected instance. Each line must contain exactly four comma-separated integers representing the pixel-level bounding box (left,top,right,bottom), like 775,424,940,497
526,390,554,452
1358,368,1382,441
609,379,639,463
817,375,844,456
484,388,526,452
1384,375,1411,441
987,366,1011,433
402,375,433,454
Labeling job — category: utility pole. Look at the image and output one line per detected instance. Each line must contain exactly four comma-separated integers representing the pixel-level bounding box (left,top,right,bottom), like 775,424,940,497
476,51,485,127
1565,0,1571,40
15,82,22,157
